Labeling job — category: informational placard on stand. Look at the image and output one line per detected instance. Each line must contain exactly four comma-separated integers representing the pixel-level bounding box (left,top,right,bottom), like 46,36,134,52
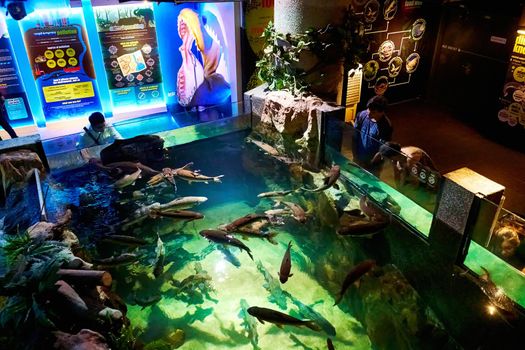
94,3,163,110
21,8,101,122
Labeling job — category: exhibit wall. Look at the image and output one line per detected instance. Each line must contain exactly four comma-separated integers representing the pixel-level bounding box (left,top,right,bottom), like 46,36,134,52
0,0,241,135
357,0,438,106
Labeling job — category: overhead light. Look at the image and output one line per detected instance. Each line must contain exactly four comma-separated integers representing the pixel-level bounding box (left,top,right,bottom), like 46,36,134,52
518,29,525,35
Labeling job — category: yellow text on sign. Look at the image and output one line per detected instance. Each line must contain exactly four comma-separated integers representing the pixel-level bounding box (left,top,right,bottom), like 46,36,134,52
43,82,95,103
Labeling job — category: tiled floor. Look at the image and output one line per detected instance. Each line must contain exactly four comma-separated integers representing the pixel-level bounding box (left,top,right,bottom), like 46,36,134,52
383,101,525,217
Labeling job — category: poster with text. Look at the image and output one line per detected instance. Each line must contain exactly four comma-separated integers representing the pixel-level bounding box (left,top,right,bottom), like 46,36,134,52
498,34,525,129
21,8,101,121
0,13,32,126
155,2,234,120
94,4,163,110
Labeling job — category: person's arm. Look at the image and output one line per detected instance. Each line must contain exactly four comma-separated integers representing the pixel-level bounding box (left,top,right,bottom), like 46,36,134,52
108,125,122,140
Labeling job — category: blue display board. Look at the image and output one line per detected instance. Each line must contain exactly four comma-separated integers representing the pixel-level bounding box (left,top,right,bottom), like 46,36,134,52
94,3,164,112
0,13,32,127
20,8,101,122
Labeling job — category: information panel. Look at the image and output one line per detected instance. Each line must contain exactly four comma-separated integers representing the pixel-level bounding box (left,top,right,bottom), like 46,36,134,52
0,13,31,126
94,4,163,110
21,8,101,121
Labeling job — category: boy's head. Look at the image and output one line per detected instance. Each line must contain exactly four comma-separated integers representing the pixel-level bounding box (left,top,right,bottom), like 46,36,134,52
367,95,388,120
89,112,106,132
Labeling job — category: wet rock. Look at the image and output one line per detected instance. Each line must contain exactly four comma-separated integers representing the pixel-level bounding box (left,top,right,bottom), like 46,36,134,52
0,149,45,196
53,329,109,350
27,221,56,240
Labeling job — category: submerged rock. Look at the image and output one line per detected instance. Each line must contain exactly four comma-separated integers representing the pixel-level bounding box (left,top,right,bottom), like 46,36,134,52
167,329,185,348
53,329,109,350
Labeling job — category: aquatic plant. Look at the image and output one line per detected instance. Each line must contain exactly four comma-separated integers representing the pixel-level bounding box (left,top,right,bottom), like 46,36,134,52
256,6,369,95
106,324,143,350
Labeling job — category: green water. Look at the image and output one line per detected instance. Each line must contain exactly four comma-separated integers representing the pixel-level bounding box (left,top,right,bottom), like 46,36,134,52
43,131,450,349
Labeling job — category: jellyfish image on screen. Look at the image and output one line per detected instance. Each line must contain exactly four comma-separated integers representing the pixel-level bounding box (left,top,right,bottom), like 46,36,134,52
176,8,231,108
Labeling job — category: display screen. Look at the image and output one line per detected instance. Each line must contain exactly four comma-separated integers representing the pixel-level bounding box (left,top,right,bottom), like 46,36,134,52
94,3,164,110
20,8,101,121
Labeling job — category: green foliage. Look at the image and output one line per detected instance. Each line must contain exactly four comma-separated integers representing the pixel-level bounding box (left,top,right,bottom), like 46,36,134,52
3,232,32,265
107,324,142,350
256,6,369,95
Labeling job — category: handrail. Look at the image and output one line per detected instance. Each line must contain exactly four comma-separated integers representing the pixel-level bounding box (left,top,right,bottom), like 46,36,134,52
33,168,48,222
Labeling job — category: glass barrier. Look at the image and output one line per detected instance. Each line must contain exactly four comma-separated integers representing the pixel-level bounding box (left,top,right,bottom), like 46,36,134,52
463,196,525,308
325,122,442,237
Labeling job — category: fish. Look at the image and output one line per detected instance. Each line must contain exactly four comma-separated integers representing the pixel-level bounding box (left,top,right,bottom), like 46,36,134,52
287,295,336,337
171,162,224,184
257,190,295,198
220,213,269,232
264,208,291,216
278,241,293,284
281,201,307,223
153,233,165,278
246,138,280,156
199,229,254,260
337,217,390,237
301,165,340,192
256,260,288,310
158,196,208,210
360,195,389,221
114,168,142,189
327,338,335,350
334,260,376,305
90,159,160,176
234,227,278,245
93,253,139,268
133,294,162,310
247,306,321,332
238,299,259,350
100,234,147,247
149,209,204,222
478,266,517,316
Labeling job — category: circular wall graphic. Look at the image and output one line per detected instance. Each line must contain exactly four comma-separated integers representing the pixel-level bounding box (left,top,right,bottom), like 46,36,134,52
405,52,420,73
388,56,403,77
378,40,395,62
364,0,380,23
411,19,426,41
384,0,398,21
363,60,379,81
374,76,389,95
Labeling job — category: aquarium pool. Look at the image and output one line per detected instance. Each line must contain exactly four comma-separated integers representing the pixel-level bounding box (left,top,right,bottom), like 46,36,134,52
42,130,455,350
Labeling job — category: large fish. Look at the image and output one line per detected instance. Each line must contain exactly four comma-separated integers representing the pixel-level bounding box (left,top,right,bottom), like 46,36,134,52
257,190,295,199
133,294,162,310
278,241,293,284
287,296,336,337
153,234,165,278
256,260,288,310
90,159,160,177
281,201,307,223
337,217,390,237
158,196,208,211
221,213,269,232
199,229,254,260
301,165,340,192
359,195,389,221
238,299,259,349
247,306,321,332
114,168,142,189
149,209,204,222
93,253,139,268
327,338,335,350
100,234,147,247
334,260,376,306
169,162,224,184
246,138,280,156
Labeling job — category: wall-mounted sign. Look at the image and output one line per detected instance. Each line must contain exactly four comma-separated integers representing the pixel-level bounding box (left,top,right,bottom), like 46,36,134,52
0,13,31,126
498,34,525,128
94,3,163,111
21,8,101,122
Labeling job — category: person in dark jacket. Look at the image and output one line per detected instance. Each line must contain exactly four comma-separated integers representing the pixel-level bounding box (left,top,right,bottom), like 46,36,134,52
352,95,393,175
0,93,18,140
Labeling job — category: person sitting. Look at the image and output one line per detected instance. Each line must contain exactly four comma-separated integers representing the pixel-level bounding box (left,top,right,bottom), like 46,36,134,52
77,112,121,149
372,142,438,186
0,93,18,140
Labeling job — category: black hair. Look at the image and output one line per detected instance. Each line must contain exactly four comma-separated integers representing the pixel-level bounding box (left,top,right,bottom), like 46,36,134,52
89,112,105,126
367,95,389,112
378,141,401,158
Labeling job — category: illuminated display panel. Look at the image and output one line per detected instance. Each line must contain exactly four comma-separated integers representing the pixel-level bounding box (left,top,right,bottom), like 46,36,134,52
93,3,164,115
155,2,236,117
19,7,101,122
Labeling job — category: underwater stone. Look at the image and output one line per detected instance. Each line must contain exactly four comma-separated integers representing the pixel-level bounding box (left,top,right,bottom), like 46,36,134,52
167,329,185,348
0,149,45,197
53,329,109,350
